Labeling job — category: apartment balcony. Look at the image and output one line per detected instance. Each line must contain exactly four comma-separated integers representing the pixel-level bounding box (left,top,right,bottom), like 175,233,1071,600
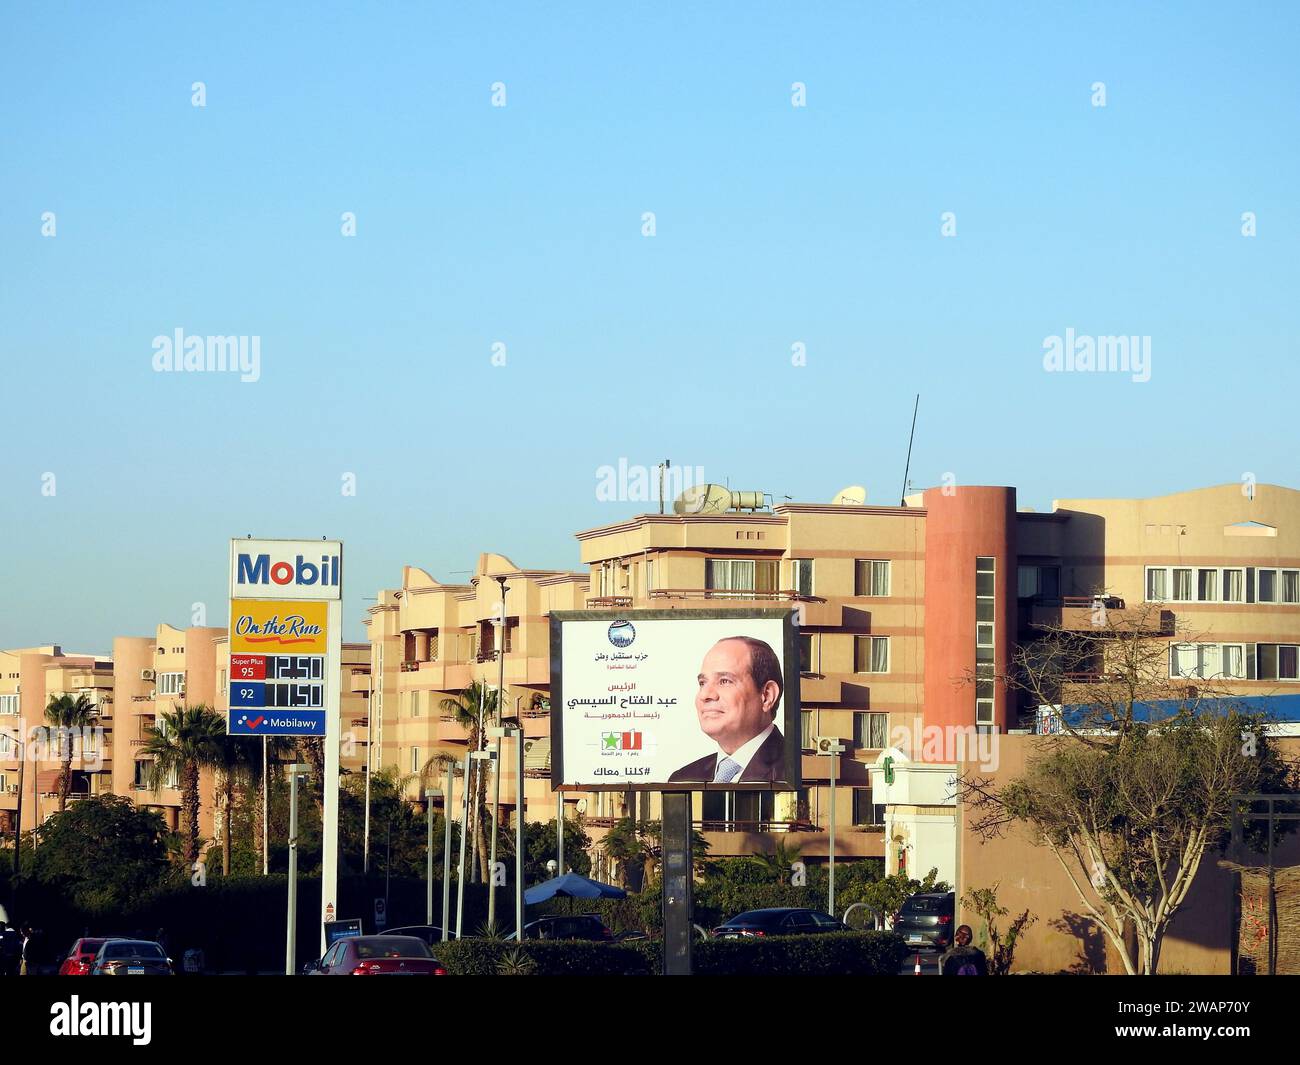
349,671,372,693
796,675,871,707
400,661,473,692
800,751,869,784
1025,597,1175,637
697,825,886,859
586,596,633,608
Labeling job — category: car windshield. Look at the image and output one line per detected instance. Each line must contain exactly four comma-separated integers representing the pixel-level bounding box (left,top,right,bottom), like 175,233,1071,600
729,911,784,926
105,942,165,960
355,938,432,959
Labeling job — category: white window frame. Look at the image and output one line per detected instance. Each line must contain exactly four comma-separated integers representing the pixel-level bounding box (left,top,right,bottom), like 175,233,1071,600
157,671,185,696
1169,642,1248,680
791,558,814,598
855,635,890,674
1145,564,1292,605
0,694,18,715
855,560,891,597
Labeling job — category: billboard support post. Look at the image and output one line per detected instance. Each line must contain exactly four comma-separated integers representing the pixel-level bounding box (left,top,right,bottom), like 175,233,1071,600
514,727,524,938
661,791,693,975
557,788,565,875
425,788,438,924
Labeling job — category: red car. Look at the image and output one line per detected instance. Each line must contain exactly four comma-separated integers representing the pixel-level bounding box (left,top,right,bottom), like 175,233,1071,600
306,935,446,976
59,938,109,976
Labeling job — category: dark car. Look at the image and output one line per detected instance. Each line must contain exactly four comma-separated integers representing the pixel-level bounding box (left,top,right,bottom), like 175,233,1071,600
893,891,956,951
90,940,174,976
306,935,446,975
711,908,846,938
385,924,458,945
518,914,613,942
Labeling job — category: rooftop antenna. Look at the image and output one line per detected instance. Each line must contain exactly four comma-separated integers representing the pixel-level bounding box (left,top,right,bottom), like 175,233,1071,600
657,459,670,515
900,394,920,506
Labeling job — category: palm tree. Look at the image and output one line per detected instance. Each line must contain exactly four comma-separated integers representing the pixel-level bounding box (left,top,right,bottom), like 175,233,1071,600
433,681,498,882
44,693,97,813
247,735,295,873
208,733,256,875
751,840,801,886
139,704,225,864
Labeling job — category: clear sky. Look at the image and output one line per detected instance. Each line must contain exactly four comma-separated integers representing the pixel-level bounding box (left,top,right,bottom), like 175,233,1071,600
1,1,1297,652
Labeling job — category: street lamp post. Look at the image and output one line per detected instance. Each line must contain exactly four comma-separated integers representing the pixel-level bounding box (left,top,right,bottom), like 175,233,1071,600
816,737,846,917
424,788,440,925
464,750,496,935
363,671,374,875
441,761,454,941
454,752,471,939
487,577,508,928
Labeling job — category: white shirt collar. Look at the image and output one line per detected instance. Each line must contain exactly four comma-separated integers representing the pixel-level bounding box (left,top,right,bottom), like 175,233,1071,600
717,722,776,777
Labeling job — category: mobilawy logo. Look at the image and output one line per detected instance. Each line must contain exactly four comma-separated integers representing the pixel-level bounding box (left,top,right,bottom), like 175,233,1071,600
230,539,342,601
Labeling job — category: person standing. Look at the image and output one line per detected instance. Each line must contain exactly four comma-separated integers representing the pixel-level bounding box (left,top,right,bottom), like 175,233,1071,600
0,922,20,976
940,924,988,975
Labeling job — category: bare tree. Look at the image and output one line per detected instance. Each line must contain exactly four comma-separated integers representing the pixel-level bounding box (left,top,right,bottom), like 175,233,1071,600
963,599,1296,974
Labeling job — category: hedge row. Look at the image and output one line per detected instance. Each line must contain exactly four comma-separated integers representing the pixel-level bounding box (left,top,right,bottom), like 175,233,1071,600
433,931,907,976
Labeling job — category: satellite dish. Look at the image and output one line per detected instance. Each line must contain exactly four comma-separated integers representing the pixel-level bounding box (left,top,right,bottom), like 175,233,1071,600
674,483,732,515
831,485,867,505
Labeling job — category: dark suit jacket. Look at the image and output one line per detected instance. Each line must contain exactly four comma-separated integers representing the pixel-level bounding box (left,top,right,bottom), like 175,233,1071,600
668,726,785,784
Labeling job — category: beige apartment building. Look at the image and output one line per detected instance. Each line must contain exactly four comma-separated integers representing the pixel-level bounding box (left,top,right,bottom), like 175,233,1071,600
364,554,590,831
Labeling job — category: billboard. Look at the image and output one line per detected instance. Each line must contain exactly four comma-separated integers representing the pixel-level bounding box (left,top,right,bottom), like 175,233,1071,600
227,599,330,735
550,609,801,791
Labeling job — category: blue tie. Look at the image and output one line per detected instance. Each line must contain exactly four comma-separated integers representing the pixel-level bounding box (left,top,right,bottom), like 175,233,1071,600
714,756,742,783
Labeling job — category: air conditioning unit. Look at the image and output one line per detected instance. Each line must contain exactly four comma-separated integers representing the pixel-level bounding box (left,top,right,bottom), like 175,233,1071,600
140,669,156,682
5,784,17,794
813,735,844,755
149,690,156,700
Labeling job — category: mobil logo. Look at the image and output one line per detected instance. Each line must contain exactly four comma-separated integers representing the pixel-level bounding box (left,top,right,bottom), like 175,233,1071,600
230,539,343,601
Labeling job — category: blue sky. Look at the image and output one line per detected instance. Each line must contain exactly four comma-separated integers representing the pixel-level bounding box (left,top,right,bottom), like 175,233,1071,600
1,1,1297,651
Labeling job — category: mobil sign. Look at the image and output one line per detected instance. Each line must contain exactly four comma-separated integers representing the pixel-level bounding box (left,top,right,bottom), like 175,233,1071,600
230,539,342,601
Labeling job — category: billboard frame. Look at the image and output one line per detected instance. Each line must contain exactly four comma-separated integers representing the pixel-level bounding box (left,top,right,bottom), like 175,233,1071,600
548,607,802,792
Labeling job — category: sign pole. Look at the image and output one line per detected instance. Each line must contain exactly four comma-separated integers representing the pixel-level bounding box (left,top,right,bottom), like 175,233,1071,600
515,728,524,938
261,736,268,876
286,764,307,975
661,790,693,975
321,596,342,956
425,789,436,924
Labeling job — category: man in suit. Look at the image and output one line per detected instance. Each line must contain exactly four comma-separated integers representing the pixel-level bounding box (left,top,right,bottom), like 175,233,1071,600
669,636,785,784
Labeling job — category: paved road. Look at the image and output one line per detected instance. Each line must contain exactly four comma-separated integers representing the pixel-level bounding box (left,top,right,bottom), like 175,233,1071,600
899,950,942,976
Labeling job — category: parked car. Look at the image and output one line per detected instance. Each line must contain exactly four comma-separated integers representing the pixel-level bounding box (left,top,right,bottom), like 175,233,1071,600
59,938,109,976
711,908,846,938
90,940,174,976
305,935,446,975
518,914,613,941
384,924,458,945
893,891,955,951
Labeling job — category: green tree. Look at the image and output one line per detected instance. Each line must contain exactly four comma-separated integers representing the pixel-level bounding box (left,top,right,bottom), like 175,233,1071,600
44,692,97,813
139,704,225,864
849,868,949,926
960,882,1036,975
428,682,498,882
30,795,168,909
749,840,802,886
207,733,258,875
522,818,592,881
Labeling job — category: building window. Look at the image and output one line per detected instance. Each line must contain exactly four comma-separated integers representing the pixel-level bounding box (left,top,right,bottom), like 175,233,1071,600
853,712,889,749
1259,569,1278,603
411,746,421,773
976,557,996,727
1257,644,1300,682
1198,569,1219,601
705,558,778,598
1017,564,1060,600
791,559,814,597
852,788,885,827
1223,568,1244,603
219,669,227,694
0,694,18,715
854,560,891,597
854,636,890,674
410,691,420,717
797,633,815,674
134,761,149,789
165,764,180,790
1171,568,1194,601
1147,567,1169,602
801,711,814,750
157,672,185,696
1171,643,1246,679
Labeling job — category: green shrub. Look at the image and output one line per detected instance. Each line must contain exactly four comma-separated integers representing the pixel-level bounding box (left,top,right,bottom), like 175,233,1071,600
694,931,907,976
434,939,656,976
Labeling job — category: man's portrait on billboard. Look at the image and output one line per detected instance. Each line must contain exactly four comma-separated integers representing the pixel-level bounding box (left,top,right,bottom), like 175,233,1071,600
668,635,785,784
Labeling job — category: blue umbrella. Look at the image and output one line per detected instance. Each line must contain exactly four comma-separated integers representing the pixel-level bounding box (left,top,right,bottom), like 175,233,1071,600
524,872,627,905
